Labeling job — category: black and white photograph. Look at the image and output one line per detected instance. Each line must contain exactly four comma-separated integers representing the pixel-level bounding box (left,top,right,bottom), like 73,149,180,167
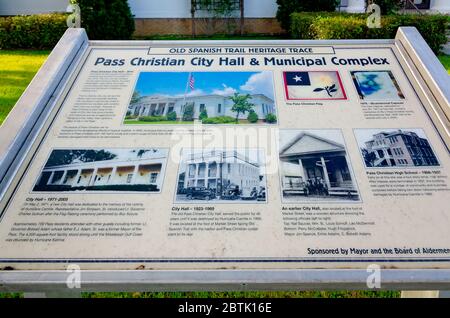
279,130,359,202
354,129,439,168
33,148,168,192
175,149,267,203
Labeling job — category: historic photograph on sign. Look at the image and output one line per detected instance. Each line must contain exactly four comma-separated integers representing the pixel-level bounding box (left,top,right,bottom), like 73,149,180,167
175,149,267,203
283,71,346,100
279,130,359,202
125,71,277,125
33,148,168,192
354,128,439,168
351,70,405,100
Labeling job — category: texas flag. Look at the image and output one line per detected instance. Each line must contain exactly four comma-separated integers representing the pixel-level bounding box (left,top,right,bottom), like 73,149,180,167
284,71,346,100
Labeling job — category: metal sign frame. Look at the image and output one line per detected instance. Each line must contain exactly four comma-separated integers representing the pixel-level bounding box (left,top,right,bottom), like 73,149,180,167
0,27,449,292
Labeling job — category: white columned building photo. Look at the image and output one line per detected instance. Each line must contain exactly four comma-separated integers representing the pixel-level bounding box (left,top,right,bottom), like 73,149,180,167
175,149,267,203
33,149,168,192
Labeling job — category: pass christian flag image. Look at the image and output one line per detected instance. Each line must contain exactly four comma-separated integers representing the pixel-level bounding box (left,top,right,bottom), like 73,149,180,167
283,71,347,100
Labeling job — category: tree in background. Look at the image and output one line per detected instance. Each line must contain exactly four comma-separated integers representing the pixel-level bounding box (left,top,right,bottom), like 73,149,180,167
191,0,244,36
199,108,209,121
130,91,142,105
247,110,259,123
367,0,401,14
276,0,340,31
45,150,116,167
75,0,135,39
361,148,377,167
182,103,195,121
229,93,254,123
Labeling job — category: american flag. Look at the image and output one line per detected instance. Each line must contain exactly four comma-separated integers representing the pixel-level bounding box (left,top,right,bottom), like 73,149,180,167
189,74,195,90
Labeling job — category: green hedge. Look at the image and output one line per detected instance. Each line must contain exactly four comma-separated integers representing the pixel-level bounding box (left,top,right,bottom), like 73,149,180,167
0,14,68,49
290,12,449,54
139,115,167,122
202,116,236,124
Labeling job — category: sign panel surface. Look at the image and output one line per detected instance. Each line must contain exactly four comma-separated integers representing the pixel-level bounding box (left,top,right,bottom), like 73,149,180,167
0,41,449,270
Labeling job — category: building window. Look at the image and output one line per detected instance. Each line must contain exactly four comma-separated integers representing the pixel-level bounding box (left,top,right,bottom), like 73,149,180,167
200,104,206,113
168,103,175,113
126,174,133,184
150,173,158,183
217,103,221,113
188,164,196,177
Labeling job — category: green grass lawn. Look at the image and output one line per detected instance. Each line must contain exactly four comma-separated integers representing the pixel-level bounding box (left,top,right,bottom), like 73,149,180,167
0,49,449,299
438,54,450,74
0,50,50,125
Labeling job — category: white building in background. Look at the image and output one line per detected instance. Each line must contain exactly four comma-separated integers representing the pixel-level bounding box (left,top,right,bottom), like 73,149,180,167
34,150,167,191
181,150,262,197
129,94,275,121
1,0,448,16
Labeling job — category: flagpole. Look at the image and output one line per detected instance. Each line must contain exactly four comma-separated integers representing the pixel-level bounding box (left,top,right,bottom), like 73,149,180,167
181,72,192,117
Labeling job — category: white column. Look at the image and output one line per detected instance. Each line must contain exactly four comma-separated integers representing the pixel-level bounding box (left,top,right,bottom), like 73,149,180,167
131,165,139,184
298,159,306,182
59,170,68,185
47,171,55,185
383,149,392,166
194,164,199,186
72,170,82,186
205,163,209,189
156,163,165,190
110,166,117,184
344,154,353,183
89,168,98,186
430,0,450,12
344,0,365,13
320,157,331,189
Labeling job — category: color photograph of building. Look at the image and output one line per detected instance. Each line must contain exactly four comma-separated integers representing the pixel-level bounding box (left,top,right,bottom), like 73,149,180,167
125,71,277,125
351,71,405,100
355,129,439,168
279,130,359,202
175,149,266,203
33,148,168,192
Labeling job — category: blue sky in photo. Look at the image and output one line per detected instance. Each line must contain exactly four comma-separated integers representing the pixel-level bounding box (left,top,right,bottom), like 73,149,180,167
133,71,274,99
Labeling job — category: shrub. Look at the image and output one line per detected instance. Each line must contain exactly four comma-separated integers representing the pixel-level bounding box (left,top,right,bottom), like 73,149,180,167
202,116,236,124
139,116,167,122
290,12,449,54
125,115,137,120
247,111,259,123
199,109,208,121
182,103,195,121
166,111,177,121
265,113,277,124
276,0,339,31
76,0,135,40
0,14,68,49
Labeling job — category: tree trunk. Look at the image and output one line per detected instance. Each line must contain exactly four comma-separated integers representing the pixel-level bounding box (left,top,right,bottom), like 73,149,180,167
191,0,196,37
240,0,244,36
235,112,240,123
